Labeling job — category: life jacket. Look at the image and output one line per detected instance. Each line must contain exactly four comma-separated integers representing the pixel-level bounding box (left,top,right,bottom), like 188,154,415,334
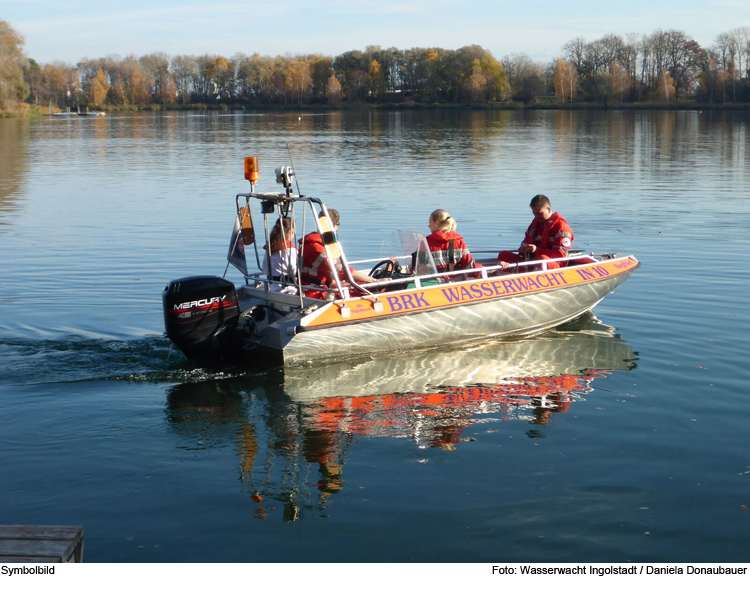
425,231,478,273
298,232,343,298
522,213,574,260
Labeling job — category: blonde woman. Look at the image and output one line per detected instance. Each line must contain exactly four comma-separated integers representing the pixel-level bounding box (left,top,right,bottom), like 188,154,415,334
425,209,479,273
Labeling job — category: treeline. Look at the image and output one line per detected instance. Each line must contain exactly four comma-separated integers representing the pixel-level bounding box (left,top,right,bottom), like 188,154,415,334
22,45,509,109
551,29,750,104
2,19,750,114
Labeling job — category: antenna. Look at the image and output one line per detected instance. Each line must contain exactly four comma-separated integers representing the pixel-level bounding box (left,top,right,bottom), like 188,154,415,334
286,143,302,196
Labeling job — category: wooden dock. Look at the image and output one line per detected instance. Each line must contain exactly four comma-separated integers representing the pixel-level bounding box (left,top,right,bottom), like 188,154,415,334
0,526,84,563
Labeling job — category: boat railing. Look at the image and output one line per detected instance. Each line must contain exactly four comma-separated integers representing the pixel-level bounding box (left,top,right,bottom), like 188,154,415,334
350,251,598,293
249,251,602,298
248,232,604,301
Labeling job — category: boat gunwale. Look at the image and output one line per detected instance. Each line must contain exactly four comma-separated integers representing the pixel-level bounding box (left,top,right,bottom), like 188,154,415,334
296,256,640,332
280,280,629,364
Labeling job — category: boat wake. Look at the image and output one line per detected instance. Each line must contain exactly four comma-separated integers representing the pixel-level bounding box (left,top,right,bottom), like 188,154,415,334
0,335,252,386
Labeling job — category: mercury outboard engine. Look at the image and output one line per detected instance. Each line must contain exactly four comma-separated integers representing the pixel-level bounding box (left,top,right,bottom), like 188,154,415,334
163,276,240,360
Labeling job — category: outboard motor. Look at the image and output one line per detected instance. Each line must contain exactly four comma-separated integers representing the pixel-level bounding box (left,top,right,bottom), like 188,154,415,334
163,276,240,360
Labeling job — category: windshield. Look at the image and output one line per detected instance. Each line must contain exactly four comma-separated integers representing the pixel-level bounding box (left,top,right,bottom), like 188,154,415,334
379,230,438,276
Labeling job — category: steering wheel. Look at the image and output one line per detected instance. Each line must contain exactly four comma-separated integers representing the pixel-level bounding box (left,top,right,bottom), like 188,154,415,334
369,259,397,280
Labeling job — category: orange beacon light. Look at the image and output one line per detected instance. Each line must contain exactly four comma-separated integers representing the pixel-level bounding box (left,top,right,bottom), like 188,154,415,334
244,157,260,184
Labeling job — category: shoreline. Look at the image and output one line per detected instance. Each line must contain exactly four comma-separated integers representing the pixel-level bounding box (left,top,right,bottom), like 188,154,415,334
4,101,750,119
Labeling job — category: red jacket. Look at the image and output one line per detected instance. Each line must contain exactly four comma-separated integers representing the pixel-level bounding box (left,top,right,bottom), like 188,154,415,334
522,213,574,260
425,231,478,273
299,232,343,298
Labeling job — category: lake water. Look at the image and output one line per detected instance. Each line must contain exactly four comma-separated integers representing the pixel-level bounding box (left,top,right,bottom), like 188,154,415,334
0,110,748,563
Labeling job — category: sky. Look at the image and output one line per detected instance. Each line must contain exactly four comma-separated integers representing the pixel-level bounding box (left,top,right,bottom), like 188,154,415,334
3,0,749,65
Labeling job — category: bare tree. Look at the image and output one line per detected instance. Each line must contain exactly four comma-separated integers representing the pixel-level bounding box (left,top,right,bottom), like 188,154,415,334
562,37,587,72
662,30,703,99
728,27,750,99
140,52,170,103
501,52,544,102
171,55,199,104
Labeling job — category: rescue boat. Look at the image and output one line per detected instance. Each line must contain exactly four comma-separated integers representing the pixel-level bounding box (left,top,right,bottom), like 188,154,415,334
162,158,640,366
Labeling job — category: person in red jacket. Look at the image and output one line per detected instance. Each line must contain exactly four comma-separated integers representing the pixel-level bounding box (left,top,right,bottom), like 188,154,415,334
299,209,378,299
425,209,480,274
498,195,574,270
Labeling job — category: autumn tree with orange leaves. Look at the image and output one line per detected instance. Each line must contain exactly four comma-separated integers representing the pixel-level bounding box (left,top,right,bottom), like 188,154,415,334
553,58,578,103
467,59,487,102
368,59,386,98
89,68,109,106
326,74,342,105
658,68,675,101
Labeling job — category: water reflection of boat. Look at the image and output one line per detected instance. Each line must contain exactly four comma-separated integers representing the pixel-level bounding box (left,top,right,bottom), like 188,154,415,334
162,159,639,366
284,313,635,444
164,314,635,520
283,313,635,402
